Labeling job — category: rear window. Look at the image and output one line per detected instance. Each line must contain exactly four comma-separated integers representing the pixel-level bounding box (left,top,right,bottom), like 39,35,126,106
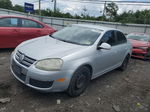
21,19,43,28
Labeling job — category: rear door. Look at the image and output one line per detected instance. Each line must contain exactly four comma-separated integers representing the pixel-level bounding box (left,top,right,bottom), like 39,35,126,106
115,31,128,62
0,17,20,48
18,18,45,43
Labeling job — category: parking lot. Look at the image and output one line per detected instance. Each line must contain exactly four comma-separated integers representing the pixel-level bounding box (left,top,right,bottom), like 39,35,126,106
0,49,150,112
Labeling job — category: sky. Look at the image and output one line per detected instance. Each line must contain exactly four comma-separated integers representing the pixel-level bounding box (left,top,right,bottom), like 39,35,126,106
10,0,150,17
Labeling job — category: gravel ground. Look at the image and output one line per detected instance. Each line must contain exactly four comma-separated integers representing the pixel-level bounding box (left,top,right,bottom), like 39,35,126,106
0,49,150,112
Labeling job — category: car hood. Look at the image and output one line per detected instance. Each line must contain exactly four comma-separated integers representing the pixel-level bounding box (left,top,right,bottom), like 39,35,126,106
128,39,150,47
18,36,87,60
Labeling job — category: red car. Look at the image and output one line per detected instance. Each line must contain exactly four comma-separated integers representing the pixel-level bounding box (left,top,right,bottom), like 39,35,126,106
127,33,150,59
0,16,56,48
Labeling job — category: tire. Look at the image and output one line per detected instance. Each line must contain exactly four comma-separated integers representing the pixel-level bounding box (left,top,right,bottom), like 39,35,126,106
119,55,130,71
67,66,91,97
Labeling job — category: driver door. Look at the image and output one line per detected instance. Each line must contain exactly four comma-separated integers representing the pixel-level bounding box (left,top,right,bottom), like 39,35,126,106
93,30,119,78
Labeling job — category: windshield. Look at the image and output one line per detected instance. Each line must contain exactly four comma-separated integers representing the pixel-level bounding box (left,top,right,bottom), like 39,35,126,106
51,26,102,46
127,34,150,42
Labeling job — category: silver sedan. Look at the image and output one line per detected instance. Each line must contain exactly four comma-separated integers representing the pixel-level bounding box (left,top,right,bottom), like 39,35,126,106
10,24,132,97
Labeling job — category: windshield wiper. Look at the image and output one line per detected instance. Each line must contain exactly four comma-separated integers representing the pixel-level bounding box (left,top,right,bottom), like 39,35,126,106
49,35,55,38
56,38,82,45
57,38,69,43
65,41,84,45
61,40,88,46
49,35,67,42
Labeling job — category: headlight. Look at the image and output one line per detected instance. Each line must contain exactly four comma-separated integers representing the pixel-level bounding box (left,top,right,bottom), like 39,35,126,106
35,58,63,71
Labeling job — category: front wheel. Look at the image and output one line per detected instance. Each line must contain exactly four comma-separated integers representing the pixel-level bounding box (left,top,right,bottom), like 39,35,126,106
119,55,130,71
67,66,91,97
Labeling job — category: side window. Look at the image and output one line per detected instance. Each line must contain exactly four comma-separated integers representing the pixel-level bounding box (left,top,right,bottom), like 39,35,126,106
0,18,18,27
116,31,127,44
21,19,43,28
100,31,116,46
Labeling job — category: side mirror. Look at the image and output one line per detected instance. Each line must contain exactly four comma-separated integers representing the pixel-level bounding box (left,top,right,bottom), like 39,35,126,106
97,43,111,50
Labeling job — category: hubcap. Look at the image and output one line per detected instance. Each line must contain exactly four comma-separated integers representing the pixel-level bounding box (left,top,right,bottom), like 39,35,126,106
76,74,86,89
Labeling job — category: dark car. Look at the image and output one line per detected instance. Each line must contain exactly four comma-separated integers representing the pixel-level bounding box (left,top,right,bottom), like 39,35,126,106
0,16,56,48
127,33,150,59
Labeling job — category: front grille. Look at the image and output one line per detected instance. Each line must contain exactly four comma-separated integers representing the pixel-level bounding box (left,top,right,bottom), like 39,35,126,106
29,78,53,88
12,60,26,82
132,53,144,56
15,51,36,67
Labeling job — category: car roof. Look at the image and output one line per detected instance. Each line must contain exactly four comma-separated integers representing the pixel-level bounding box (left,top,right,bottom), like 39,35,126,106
0,15,32,19
73,24,119,32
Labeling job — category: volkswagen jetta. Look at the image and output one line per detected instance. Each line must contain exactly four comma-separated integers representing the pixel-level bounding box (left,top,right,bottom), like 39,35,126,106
10,24,132,97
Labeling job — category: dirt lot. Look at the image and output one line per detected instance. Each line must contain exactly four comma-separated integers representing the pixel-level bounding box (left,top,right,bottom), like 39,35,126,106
0,49,150,112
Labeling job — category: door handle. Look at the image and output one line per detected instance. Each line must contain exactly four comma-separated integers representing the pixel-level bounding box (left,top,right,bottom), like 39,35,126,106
13,29,19,32
37,30,41,32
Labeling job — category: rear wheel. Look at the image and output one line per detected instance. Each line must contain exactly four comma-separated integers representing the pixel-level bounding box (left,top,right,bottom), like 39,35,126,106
67,66,91,97
119,55,130,71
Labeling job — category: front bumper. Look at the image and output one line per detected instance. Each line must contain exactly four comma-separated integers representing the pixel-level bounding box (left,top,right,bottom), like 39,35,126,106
131,49,150,59
10,53,74,92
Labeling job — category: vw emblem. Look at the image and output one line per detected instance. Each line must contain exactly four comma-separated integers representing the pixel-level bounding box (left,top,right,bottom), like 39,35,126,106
19,54,25,62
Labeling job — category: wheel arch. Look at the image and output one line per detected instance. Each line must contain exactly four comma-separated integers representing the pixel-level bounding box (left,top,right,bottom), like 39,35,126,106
84,64,93,76
123,51,131,62
73,63,93,79
127,53,131,58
